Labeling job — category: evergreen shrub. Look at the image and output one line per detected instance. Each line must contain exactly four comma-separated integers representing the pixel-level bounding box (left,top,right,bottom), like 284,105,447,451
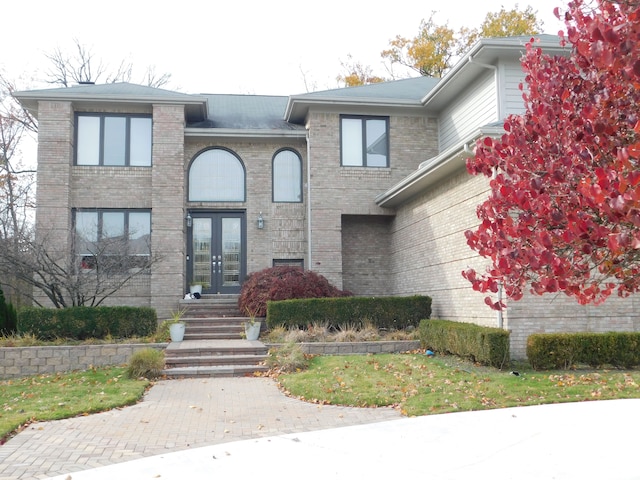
418,319,510,368
17,306,157,340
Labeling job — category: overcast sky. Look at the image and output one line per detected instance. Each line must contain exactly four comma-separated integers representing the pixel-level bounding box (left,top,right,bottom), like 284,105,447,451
3,0,568,96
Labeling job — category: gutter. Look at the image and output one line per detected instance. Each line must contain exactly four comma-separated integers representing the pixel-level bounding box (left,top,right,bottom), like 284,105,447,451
184,128,307,139
375,127,503,207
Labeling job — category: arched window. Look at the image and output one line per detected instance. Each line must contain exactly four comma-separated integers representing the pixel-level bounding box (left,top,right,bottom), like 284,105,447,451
189,149,245,201
272,149,302,202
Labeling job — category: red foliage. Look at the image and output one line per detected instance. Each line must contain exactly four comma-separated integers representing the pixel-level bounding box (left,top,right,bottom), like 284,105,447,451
238,266,352,317
465,0,640,309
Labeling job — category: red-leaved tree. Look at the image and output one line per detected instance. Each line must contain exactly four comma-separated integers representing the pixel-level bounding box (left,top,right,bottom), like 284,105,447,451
463,0,640,309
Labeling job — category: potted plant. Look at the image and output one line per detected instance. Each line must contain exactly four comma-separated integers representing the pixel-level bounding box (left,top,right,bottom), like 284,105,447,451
243,307,261,341
189,283,203,295
169,308,187,342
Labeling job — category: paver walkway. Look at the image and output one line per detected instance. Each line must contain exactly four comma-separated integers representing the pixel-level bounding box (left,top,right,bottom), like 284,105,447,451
0,377,401,480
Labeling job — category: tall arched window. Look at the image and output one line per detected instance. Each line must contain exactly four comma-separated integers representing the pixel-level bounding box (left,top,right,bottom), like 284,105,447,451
189,148,245,201
272,149,302,202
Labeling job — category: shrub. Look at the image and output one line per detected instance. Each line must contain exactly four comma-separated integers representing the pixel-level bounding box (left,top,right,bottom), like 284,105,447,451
267,295,431,331
126,348,165,379
239,266,351,317
418,319,510,368
266,342,309,372
527,332,640,370
17,306,157,340
0,287,17,335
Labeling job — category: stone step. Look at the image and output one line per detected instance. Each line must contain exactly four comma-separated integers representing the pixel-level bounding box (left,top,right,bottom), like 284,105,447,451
163,364,269,378
165,353,269,368
164,338,268,378
183,332,243,340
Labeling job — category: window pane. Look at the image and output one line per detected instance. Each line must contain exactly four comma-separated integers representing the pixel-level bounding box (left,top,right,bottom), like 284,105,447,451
104,117,127,166
130,118,152,166
273,150,302,202
129,212,151,255
75,212,98,254
77,116,100,165
102,212,125,239
341,118,363,166
189,149,245,201
366,119,388,167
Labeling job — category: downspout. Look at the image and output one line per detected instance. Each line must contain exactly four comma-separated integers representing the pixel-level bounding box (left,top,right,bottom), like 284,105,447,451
469,55,504,329
306,129,312,270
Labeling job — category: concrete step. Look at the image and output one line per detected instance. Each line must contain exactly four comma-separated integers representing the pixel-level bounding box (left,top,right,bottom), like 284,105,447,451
165,353,269,368
164,336,268,378
163,364,269,378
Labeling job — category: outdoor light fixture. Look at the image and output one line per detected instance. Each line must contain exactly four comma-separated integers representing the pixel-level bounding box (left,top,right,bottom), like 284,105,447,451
186,212,192,228
257,212,264,229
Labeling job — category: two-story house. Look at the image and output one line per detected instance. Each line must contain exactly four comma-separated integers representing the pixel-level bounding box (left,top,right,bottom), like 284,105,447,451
15,35,640,358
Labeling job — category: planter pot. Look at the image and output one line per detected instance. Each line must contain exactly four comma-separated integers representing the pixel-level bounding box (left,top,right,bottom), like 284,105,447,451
189,284,203,295
170,322,186,342
244,321,261,341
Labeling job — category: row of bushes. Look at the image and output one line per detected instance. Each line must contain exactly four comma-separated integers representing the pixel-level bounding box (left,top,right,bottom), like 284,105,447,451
18,306,157,340
418,319,510,368
527,332,640,370
266,295,432,331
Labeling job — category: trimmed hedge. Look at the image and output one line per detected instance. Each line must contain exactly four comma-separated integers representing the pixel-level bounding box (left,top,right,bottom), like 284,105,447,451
527,332,640,370
418,319,510,368
18,306,157,340
266,295,431,331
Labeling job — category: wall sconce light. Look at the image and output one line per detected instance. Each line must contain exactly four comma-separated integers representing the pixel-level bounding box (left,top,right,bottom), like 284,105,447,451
257,212,264,229
186,212,192,228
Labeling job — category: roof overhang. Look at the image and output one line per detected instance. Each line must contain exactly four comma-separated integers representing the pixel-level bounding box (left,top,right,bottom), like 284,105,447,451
184,128,307,140
284,96,424,124
421,36,569,113
13,89,209,122
375,125,504,208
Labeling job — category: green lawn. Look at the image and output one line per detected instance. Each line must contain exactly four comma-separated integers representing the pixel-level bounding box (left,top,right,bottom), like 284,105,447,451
277,353,640,416
0,367,149,443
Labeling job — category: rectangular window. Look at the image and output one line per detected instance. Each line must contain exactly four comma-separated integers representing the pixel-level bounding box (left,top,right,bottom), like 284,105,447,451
76,114,152,166
340,115,389,167
74,209,151,271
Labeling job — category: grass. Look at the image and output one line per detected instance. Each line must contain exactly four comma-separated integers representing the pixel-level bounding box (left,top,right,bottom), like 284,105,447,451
277,353,640,416
0,367,150,444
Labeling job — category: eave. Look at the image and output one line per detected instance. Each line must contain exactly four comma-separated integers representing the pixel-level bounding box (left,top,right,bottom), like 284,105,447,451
184,128,307,140
375,126,504,208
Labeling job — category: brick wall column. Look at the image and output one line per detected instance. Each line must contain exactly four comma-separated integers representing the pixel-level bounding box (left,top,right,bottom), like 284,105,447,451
151,104,185,319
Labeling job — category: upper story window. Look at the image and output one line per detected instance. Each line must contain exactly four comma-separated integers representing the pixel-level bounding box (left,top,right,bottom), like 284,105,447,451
189,148,245,202
74,209,151,271
76,114,152,166
273,149,302,202
340,115,389,167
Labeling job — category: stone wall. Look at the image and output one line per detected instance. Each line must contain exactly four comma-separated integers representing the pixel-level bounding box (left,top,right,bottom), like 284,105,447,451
0,344,167,379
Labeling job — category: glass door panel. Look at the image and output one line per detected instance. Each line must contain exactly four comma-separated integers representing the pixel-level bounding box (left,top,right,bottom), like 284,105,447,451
222,218,241,287
192,218,212,291
188,212,245,294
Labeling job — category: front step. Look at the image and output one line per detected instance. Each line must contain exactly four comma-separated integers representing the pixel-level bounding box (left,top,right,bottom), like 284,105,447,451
163,339,269,378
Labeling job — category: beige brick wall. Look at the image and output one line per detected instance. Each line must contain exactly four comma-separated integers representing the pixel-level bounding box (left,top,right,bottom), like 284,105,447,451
184,138,308,276
342,215,392,295
307,111,438,288
390,164,640,359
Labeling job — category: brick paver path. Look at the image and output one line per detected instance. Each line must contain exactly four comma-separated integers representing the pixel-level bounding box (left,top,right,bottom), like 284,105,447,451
0,377,401,480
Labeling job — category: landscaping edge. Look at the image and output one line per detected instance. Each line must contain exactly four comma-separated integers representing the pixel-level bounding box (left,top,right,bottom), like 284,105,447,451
0,343,168,379
0,340,421,379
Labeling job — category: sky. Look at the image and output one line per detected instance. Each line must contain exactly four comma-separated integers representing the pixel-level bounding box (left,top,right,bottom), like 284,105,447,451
2,0,568,96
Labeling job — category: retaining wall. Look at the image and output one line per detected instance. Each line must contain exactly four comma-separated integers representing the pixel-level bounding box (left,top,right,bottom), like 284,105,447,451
0,343,167,379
